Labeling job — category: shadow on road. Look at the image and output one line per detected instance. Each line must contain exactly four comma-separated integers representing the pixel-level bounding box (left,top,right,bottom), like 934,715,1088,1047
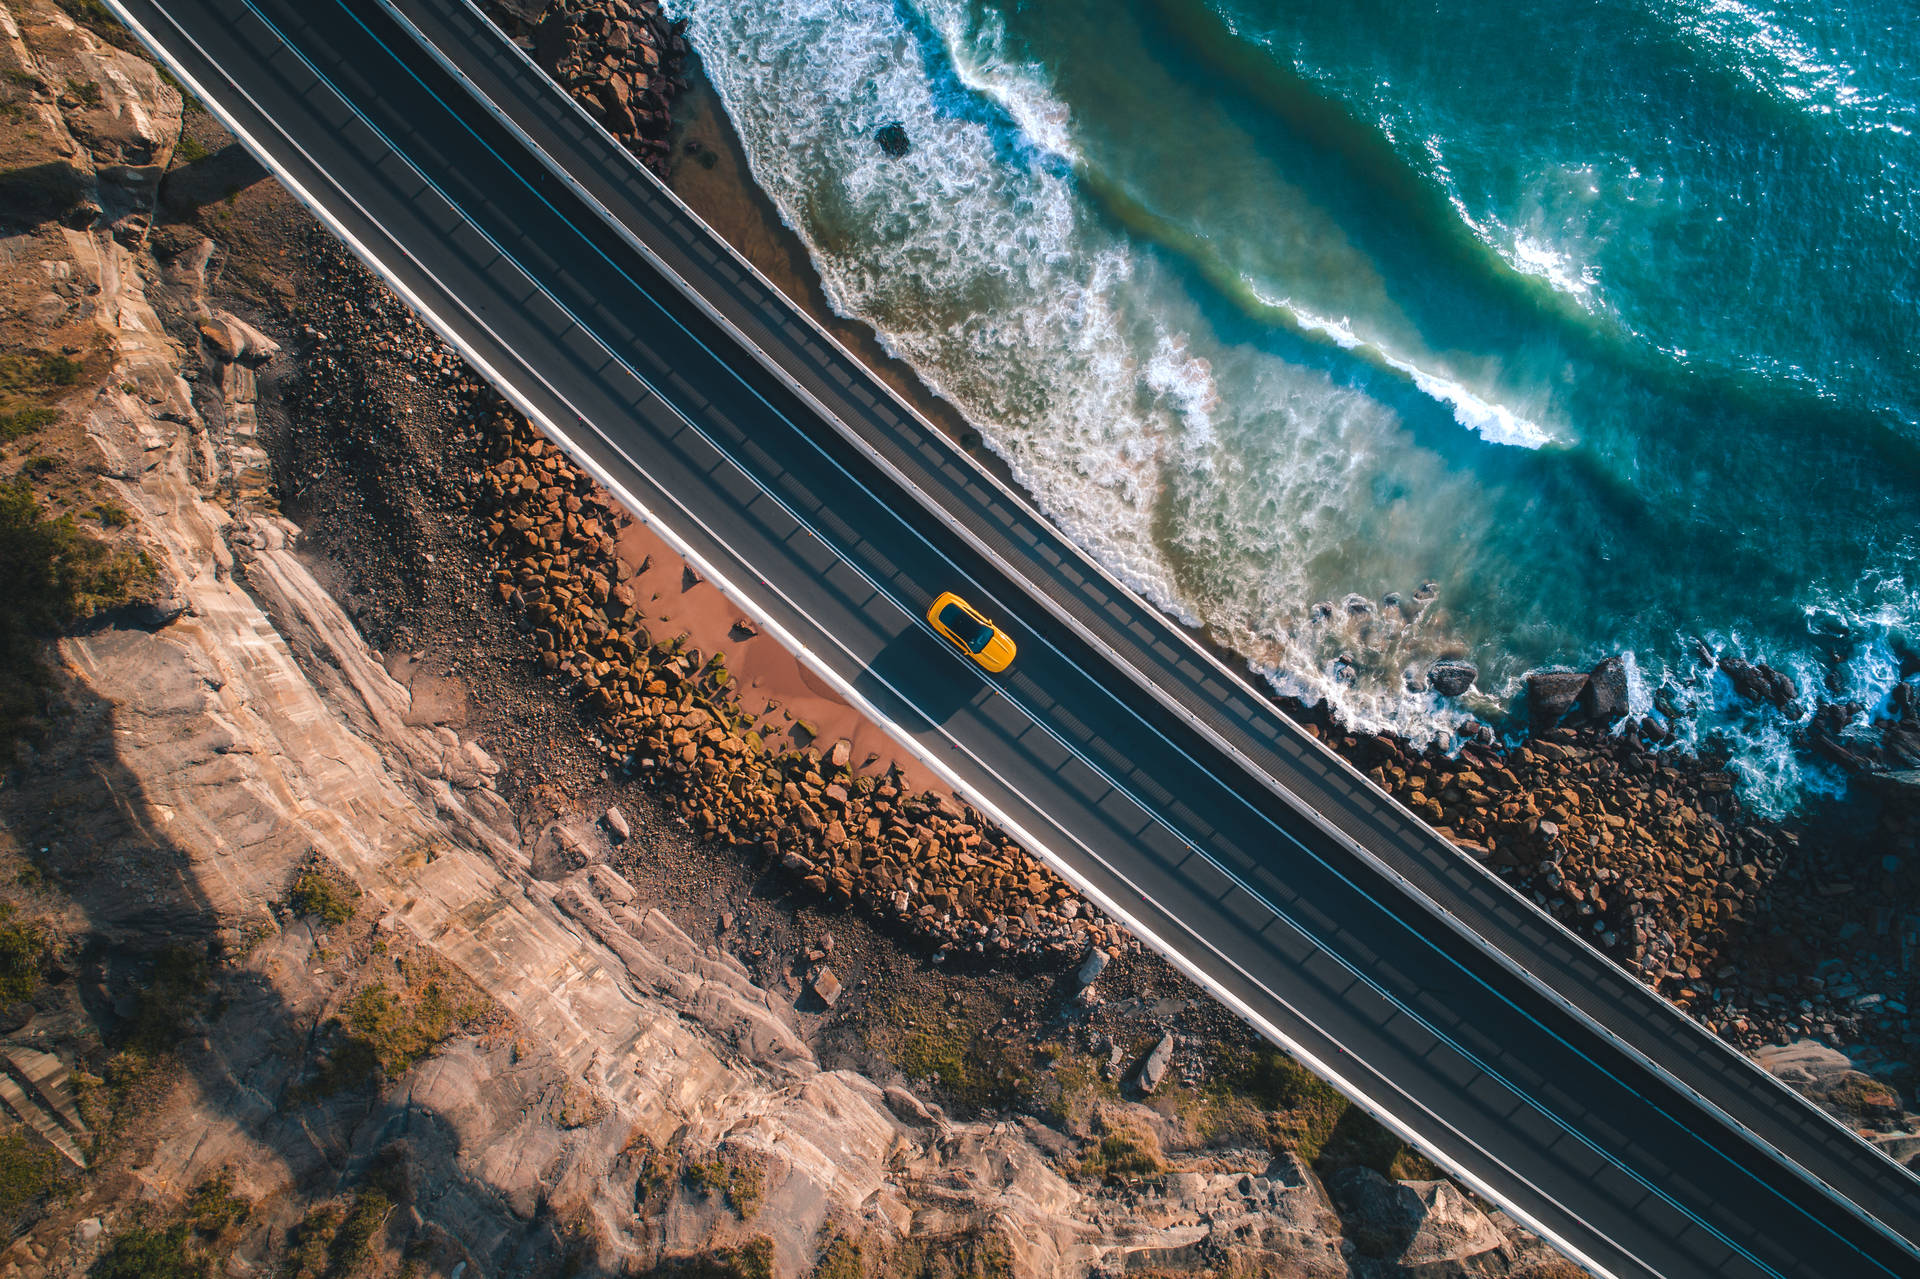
854,624,981,730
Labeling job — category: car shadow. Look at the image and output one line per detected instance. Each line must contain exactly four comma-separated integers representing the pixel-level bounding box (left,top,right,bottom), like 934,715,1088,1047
854,623,982,730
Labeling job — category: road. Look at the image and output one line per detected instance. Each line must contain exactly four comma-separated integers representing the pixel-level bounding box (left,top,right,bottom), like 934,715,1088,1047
108,0,1920,1274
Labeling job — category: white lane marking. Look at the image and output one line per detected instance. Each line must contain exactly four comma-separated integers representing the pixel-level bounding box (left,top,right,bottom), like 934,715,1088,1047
417,0,1920,1226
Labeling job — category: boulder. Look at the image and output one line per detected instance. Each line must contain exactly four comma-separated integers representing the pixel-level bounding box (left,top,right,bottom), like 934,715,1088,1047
1328,1166,1505,1267
811,966,842,1008
1584,655,1631,721
874,122,910,157
603,805,631,841
1135,1031,1173,1094
1076,946,1110,988
1526,670,1589,724
1425,659,1477,698
1719,656,1800,711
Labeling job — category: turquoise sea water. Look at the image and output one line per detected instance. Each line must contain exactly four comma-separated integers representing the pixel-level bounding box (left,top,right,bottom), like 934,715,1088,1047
666,0,1920,813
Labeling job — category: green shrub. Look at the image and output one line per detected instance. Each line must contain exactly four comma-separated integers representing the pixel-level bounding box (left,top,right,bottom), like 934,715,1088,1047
0,475,158,758
284,1202,345,1279
90,1216,206,1279
0,406,55,442
683,1149,765,1220
173,133,211,164
182,1171,249,1239
1077,1121,1165,1184
0,1130,61,1221
0,903,43,1004
300,979,475,1098
0,351,83,395
330,1184,393,1270
52,0,144,54
289,868,355,926
811,1232,866,1279
124,945,208,1054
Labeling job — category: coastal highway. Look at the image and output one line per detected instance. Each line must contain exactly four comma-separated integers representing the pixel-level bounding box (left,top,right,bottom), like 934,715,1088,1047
109,0,1920,1274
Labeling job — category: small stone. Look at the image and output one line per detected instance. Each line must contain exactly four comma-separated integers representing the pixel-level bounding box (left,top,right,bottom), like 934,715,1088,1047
603,806,631,841
812,965,843,1007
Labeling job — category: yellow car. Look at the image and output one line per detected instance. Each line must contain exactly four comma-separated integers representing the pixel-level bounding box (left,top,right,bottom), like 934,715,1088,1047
927,591,1017,673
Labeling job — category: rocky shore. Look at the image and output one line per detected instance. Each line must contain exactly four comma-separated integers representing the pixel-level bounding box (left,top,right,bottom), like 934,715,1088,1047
483,0,688,179
1302,652,1919,1059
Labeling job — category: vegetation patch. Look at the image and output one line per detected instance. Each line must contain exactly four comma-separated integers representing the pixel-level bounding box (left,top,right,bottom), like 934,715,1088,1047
74,947,210,1156
91,1215,205,1279
636,1237,776,1279
91,1172,254,1278
0,1130,64,1224
0,405,55,443
52,0,146,54
875,994,1036,1116
880,1229,1014,1279
810,1227,868,1279
0,902,45,1004
288,864,357,927
284,1201,347,1279
683,1146,766,1221
1076,1117,1165,1185
182,1171,252,1241
1201,1042,1349,1163
0,477,158,759
298,959,485,1098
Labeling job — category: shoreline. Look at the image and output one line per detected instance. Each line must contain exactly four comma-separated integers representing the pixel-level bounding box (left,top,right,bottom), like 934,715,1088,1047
658,56,1920,1068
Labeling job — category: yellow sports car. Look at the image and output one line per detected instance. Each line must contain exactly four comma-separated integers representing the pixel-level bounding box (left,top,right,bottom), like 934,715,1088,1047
927,591,1017,673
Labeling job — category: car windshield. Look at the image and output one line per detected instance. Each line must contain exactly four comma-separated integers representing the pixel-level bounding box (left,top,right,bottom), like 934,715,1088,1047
940,602,995,654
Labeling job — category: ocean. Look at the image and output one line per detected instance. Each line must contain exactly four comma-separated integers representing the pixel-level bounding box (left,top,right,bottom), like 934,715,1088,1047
663,0,1920,815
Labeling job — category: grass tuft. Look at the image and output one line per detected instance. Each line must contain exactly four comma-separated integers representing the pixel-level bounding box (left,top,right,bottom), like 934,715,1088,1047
288,866,356,927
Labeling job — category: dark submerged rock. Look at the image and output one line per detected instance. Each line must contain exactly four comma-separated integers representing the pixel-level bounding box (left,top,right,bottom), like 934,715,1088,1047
875,122,911,158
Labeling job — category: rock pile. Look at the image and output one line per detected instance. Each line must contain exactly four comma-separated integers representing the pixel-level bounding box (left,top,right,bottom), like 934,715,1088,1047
531,0,687,179
466,398,1120,958
1347,717,1918,1052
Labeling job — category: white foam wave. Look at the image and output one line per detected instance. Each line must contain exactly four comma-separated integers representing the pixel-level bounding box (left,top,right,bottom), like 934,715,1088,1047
674,0,1903,810
1422,138,1605,311
1258,291,1553,448
909,0,1078,162
666,0,1198,613
1144,333,1221,451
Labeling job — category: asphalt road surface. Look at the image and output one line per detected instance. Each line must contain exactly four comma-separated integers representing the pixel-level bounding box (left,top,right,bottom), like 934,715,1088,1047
109,0,1920,1273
